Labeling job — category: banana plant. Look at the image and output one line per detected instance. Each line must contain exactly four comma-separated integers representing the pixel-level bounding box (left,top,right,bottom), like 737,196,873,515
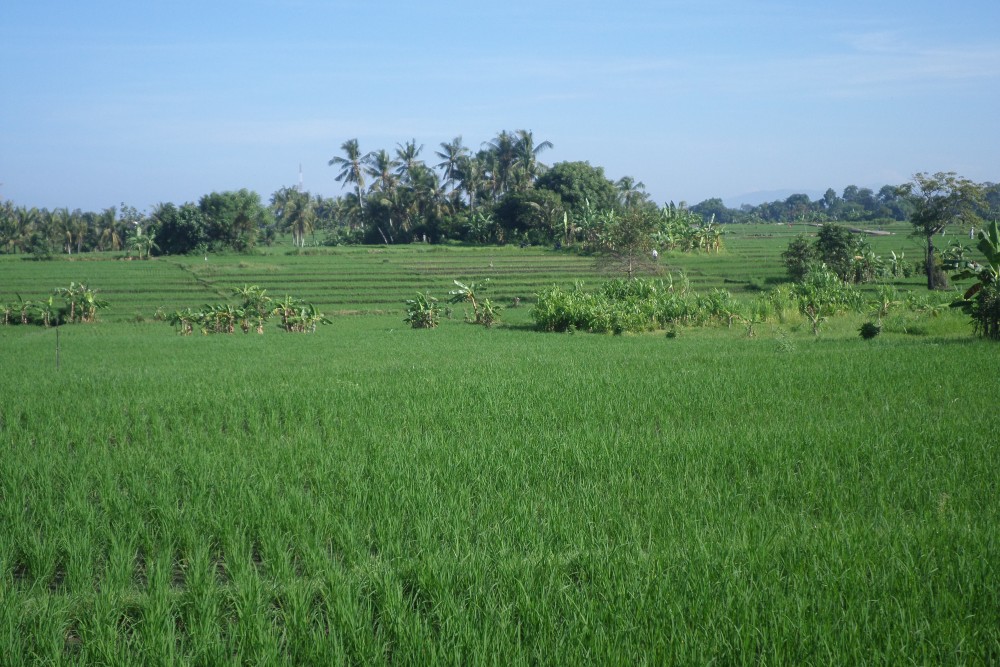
294,303,331,333
15,294,34,325
232,285,272,334
36,295,57,327
948,219,1000,339
272,295,303,332
948,219,1000,297
449,279,502,327
169,308,196,335
405,292,440,329
78,286,109,323
54,282,83,322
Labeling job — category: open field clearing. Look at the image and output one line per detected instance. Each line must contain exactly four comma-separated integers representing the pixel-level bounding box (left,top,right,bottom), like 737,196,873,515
1,233,998,663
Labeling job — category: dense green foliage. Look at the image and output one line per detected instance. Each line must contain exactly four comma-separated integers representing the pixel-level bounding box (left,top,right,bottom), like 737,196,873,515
782,223,887,284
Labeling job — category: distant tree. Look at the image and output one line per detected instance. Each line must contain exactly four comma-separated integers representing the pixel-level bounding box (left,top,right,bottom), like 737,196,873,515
821,188,841,216
535,161,619,222
781,235,816,281
152,202,207,255
690,198,734,224
199,189,272,252
814,223,856,281
784,194,813,221
902,172,984,290
270,187,315,247
495,189,564,244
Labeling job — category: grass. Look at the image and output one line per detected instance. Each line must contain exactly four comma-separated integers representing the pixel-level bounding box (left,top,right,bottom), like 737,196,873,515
1,234,998,663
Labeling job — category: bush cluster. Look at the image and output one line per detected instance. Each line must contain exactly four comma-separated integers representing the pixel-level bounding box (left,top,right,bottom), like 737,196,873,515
531,276,742,334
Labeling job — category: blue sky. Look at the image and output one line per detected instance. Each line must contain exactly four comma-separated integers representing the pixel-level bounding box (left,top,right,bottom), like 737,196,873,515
2,0,999,212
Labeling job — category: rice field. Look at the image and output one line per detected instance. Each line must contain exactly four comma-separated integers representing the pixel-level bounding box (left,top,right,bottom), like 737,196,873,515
1,231,998,663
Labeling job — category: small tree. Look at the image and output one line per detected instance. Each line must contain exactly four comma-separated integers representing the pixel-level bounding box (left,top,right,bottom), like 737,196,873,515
596,208,658,279
782,235,815,281
903,172,984,290
793,266,856,336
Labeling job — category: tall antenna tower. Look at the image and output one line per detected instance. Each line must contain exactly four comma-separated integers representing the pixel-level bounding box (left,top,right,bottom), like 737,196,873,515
298,164,304,192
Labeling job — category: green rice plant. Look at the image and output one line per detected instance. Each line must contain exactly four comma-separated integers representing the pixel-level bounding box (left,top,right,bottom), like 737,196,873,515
1,318,996,662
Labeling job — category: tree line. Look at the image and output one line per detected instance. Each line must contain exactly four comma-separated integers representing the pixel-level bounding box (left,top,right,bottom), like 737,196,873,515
692,183,1000,225
2,133,997,262
0,130,719,255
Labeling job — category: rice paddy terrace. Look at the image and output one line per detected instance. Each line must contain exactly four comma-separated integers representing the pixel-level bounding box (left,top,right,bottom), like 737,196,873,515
0,222,932,320
1,222,997,664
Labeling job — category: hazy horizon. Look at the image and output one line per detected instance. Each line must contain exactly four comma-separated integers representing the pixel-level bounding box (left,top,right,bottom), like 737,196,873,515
3,0,999,213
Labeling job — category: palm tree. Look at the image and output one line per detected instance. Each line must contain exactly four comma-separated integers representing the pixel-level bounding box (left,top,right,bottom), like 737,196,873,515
435,136,469,192
328,139,369,208
95,206,122,251
69,210,88,254
394,139,424,184
511,130,553,191
0,202,21,253
483,131,518,198
49,207,73,254
615,176,648,209
408,164,448,223
456,155,487,212
366,150,400,195
271,187,315,247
